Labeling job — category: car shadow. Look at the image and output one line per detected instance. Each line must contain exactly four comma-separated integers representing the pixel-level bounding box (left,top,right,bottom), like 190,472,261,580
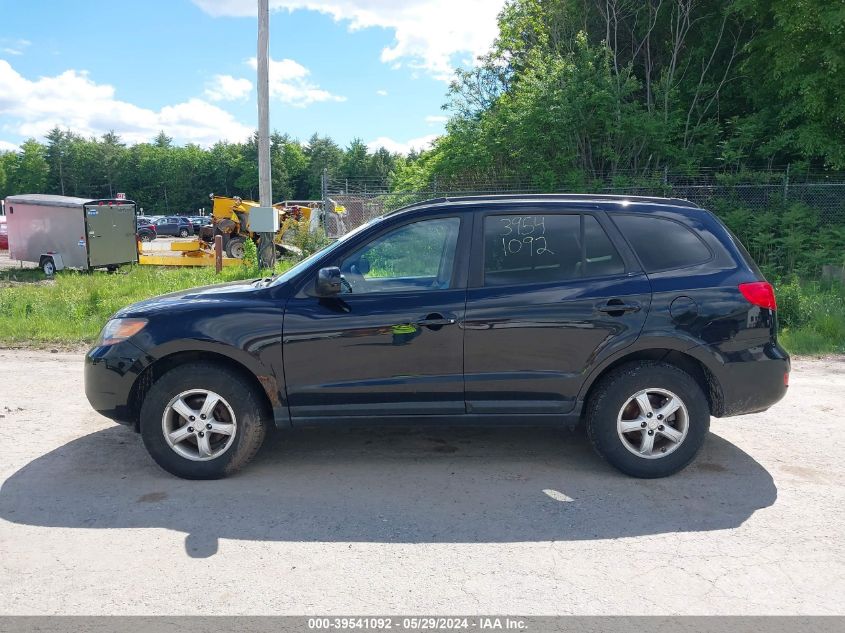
0,425,776,558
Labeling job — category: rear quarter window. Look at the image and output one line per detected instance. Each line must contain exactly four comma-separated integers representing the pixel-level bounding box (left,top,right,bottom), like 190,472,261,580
613,214,711,272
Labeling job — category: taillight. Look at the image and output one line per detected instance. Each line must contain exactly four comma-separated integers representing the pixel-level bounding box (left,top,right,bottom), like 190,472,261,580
739,281,777,310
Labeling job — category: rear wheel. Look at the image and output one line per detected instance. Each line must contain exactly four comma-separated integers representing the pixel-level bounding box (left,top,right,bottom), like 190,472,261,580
178,228,190,238
225,236,246,259
139,362,268,479
585,361,710,478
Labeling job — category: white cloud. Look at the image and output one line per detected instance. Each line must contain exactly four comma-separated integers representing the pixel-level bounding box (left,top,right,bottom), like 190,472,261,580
0,140,19,152
0,60,252,146
366,134,437,155
376,89,388,96
204,74,253,101
425,114,448,124
192,0,504,81
246,56,345,107
1,39,31,56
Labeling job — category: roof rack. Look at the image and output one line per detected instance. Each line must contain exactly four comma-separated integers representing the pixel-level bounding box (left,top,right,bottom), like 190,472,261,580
398,193,700,211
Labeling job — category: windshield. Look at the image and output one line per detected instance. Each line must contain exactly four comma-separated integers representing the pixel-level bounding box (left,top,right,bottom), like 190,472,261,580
269,214,386,287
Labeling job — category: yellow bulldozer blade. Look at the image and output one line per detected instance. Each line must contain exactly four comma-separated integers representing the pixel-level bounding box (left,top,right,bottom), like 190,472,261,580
137,239,243,267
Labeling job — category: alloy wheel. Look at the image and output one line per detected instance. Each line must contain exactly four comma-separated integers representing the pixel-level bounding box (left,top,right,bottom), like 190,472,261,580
616,387,689,459
161,389,237,461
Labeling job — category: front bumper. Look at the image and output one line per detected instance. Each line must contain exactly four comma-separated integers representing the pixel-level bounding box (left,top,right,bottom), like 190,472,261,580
84,340,151,426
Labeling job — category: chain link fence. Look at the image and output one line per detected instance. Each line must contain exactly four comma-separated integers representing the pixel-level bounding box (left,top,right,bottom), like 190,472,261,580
320,169,845,238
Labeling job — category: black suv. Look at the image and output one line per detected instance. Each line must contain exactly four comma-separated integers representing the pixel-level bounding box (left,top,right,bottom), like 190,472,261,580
85,195,789,479
153,216,193,237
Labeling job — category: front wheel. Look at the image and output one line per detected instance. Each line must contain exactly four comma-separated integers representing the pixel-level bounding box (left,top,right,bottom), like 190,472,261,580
585,361,710,478
139,363,268,479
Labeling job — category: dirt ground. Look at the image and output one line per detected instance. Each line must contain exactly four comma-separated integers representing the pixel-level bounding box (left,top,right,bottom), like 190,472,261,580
0,349,843,615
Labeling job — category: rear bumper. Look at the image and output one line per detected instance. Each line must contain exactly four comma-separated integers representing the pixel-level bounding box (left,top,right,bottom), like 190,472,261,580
699,340,790,417
84,340,151,426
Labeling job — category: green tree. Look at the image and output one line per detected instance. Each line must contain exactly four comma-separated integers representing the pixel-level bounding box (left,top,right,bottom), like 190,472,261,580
99,131,126,198
341,138,370,180
433,0,772,182
278,135,309,199
154,131,173,149
45,127,71,195
0,151,8,198
304,134,342,197
737,0,845,167
12,139,49,193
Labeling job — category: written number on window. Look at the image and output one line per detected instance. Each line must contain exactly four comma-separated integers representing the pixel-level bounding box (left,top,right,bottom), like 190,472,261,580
498,216,555,257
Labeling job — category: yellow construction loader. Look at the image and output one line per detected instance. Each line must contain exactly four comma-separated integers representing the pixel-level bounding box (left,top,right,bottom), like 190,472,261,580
201,194,341,258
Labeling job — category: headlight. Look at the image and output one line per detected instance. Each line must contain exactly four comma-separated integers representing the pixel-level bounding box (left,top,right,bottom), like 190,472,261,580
97,318,148,346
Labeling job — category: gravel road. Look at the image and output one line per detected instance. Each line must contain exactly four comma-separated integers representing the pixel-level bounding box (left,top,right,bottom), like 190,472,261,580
0,349,843,615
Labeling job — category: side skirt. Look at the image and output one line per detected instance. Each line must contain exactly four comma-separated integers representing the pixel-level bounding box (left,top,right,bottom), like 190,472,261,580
286,407,584,430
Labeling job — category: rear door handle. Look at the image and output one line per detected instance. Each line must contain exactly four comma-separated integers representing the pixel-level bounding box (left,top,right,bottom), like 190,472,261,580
597,301,641,315
416,313,457,328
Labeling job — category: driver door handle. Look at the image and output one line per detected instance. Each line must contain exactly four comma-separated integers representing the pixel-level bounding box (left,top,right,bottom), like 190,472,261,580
416,313,457,327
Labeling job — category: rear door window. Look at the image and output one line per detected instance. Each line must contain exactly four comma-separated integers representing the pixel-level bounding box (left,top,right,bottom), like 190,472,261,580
612,214,711,272
483,213,625,286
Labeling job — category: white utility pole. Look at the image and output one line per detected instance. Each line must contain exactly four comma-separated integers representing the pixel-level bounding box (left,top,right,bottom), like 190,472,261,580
257,0,276,269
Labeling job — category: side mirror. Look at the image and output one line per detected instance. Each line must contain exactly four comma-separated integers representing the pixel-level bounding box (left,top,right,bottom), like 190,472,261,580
315,266,342,296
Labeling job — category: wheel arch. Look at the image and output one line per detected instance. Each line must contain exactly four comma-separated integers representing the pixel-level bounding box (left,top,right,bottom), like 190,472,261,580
579,347,724,418
127,350,275,431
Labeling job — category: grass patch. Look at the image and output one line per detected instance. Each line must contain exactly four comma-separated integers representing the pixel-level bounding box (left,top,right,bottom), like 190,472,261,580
0,262,291,346
774,277,845,355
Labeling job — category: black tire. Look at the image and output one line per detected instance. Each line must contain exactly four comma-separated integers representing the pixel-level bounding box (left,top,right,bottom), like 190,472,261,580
585,361,710,478
139,233,152,242
178,228,190,238
40,257,55,276
140,362,268,479
225,236,246,259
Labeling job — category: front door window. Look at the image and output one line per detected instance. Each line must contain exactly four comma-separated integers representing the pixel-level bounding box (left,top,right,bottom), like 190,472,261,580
339,217,461,294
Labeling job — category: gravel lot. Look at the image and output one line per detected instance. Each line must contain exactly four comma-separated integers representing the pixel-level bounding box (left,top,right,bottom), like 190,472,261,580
0,348,843,615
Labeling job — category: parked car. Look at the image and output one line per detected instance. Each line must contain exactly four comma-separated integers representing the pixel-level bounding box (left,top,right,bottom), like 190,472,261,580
85,194,789,480
137,217,154,227
136,222,157,242
189,216,211,235
0,216,7,250
153,216,192,237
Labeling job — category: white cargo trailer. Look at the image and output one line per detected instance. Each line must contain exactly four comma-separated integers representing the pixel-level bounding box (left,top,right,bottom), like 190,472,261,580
4,194,138,275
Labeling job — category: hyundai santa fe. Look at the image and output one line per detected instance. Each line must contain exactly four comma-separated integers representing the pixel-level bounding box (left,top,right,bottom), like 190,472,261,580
85,194,789,479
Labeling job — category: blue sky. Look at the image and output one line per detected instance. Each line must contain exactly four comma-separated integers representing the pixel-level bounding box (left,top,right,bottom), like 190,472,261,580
0,0,504,153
